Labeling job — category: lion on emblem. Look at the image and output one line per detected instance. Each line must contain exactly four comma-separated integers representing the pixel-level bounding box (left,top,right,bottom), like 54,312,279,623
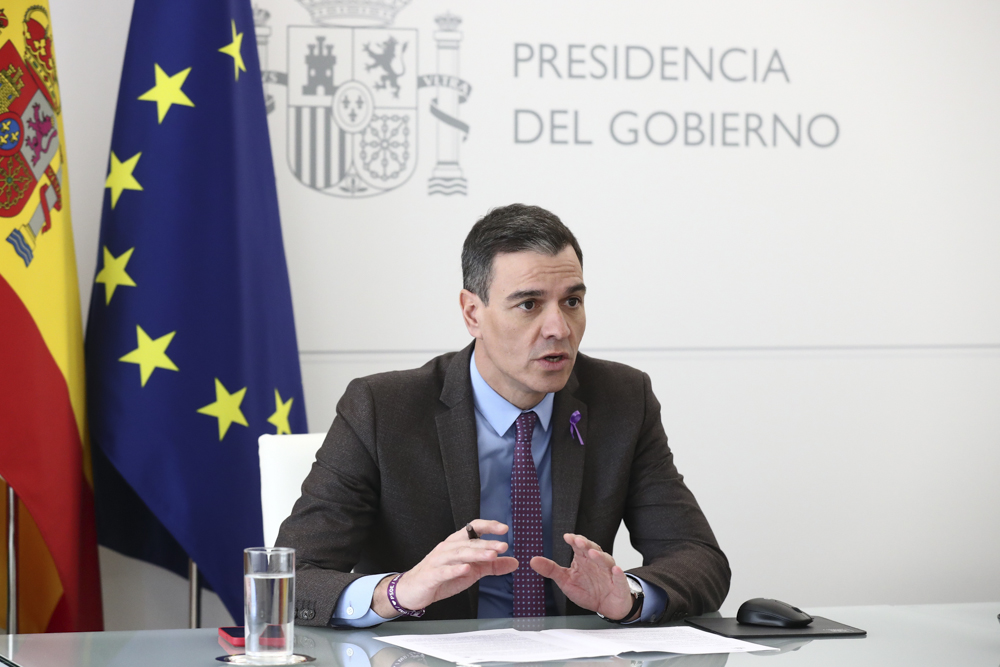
363,36,407,99
25,103,57,166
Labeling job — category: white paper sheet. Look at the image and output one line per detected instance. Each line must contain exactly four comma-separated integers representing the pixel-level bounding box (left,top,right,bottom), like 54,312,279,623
375,626,774,664
544,627,773,655
377,629,594,664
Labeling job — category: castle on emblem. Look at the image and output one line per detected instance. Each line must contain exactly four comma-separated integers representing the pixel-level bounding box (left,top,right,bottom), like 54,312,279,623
303,37,336,95
0,63,25,113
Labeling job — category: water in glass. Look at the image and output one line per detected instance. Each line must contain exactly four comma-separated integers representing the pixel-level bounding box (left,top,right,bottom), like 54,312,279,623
245,572,294,660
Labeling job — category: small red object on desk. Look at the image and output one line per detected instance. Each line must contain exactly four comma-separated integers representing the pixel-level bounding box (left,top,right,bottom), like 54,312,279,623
218,627,245,647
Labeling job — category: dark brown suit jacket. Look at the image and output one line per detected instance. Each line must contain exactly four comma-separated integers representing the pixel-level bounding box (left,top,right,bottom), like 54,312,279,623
277,343,730,625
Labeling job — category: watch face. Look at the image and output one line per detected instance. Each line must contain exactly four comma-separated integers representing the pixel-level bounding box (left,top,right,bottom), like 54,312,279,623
627,577,643,597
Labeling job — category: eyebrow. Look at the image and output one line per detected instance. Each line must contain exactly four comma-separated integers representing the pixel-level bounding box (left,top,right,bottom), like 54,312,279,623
505,283,587,302
506,289,543,302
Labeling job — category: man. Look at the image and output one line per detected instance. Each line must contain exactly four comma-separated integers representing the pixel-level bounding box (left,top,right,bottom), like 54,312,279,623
277,204,729,626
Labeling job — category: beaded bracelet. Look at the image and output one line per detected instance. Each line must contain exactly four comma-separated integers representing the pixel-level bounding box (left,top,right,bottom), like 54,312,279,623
390,651,427,667
387,573,426,617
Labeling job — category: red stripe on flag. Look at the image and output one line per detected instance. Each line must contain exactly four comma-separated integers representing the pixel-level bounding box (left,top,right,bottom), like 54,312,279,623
0,275,103,631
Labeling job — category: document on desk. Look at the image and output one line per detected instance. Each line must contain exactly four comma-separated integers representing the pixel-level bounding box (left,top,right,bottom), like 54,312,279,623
376,626,775,663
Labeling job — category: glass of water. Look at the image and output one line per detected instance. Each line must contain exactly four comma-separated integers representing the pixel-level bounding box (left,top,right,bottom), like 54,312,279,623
244,547,295,663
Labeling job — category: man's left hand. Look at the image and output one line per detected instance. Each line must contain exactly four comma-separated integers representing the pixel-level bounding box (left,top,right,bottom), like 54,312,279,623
530,533,638,621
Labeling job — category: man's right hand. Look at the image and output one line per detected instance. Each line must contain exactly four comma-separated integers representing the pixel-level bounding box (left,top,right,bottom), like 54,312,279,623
371,520,517,618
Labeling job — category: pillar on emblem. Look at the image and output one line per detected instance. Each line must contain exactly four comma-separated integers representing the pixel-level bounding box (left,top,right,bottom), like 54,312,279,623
254,6,274,113
428,13,467,195
254,6,271,69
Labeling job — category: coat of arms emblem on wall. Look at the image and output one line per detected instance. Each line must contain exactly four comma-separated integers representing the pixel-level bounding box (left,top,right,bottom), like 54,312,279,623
256,0,471,197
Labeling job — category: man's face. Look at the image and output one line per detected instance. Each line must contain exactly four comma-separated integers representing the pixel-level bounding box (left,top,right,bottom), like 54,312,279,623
460,246,586,409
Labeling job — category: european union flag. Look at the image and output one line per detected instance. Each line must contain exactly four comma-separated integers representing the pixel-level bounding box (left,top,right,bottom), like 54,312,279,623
85,0,307,620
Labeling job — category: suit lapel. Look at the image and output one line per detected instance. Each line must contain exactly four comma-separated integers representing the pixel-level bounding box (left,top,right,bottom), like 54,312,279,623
436,343,481,616
436,343,481,531
550,372,587,571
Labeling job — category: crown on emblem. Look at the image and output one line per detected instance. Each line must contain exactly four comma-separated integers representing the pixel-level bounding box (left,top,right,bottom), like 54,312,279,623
434,13,461,31
297,0,413,27
253,4,271,27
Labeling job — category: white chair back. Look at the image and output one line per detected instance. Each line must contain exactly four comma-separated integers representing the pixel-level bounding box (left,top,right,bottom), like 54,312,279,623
258,433,325,547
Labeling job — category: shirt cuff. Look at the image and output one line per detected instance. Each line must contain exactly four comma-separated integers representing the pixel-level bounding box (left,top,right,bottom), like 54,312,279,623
623,574,668,624
329,573,397,627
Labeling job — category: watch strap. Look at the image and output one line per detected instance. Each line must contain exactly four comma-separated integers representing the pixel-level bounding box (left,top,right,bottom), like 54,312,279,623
598,585,644,623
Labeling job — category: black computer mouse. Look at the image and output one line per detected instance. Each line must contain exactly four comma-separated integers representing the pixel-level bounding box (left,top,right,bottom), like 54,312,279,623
736,598,814,628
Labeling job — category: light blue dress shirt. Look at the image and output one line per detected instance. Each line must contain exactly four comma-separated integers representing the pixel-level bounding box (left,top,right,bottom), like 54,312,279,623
329,351,666,626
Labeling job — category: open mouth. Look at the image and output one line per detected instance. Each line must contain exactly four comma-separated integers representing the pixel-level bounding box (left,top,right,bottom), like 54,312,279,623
539,353,569,365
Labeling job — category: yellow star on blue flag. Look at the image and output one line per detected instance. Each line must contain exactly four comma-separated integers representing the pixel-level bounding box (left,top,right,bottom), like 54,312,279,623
218,20,246,81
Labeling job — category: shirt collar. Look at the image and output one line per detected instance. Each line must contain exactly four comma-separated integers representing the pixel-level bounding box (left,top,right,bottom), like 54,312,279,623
470,349,554,437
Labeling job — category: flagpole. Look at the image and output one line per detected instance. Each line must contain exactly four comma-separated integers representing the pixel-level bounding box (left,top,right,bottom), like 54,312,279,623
188,559,201,629
5,484,16,635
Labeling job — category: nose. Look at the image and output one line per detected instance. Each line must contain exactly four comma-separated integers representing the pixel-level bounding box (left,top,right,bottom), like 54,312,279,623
540,303,571,340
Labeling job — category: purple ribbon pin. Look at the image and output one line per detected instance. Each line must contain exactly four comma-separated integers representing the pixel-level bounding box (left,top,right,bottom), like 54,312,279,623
569,410,585,446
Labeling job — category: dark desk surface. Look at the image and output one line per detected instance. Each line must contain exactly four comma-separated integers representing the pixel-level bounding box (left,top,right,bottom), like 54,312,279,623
2,602,998,667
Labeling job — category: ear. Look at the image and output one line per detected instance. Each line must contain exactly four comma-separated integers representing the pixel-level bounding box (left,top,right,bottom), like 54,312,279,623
460,289,484,338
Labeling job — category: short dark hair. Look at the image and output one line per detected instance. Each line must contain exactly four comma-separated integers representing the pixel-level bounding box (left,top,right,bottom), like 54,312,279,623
462,204,583,303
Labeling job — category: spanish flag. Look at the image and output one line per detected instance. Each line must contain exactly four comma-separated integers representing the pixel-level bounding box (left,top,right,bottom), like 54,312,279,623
0,3,103,632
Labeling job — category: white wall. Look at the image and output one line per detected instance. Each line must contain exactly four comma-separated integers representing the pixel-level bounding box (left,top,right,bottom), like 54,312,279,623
49,0,999,629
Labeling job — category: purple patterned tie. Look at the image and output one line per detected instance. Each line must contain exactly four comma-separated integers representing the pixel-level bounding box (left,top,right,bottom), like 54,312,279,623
512,411,546,617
